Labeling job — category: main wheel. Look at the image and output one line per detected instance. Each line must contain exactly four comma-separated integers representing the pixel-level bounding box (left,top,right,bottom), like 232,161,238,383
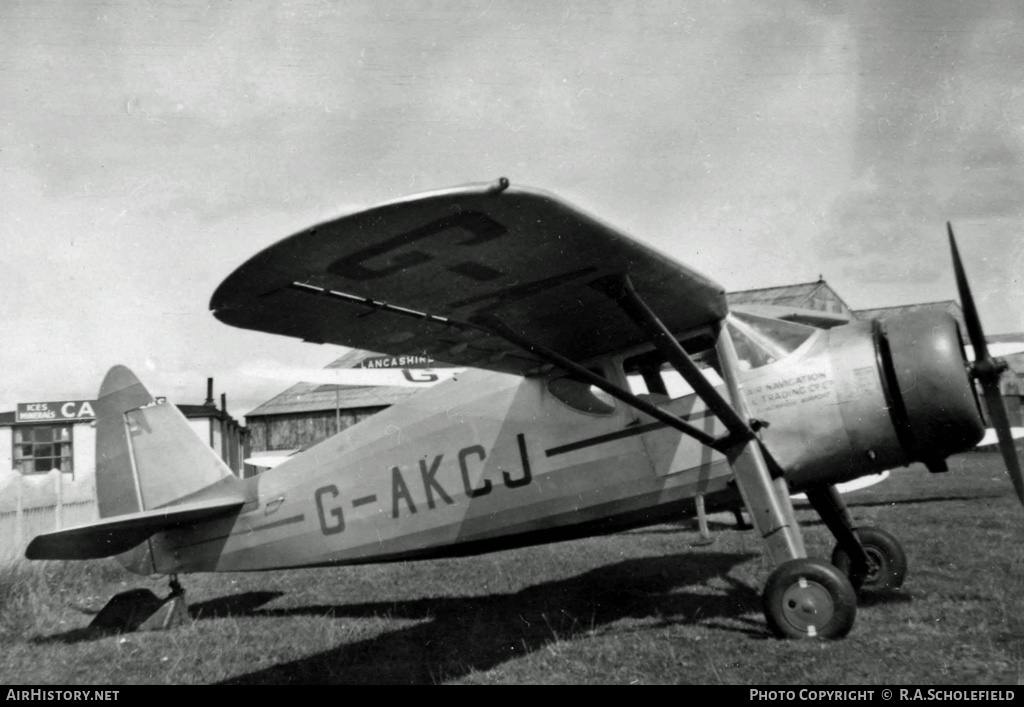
831,526,907,592
762,558,857,639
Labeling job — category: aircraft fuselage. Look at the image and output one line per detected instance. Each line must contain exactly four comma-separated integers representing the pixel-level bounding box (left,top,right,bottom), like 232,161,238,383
133,312,980,574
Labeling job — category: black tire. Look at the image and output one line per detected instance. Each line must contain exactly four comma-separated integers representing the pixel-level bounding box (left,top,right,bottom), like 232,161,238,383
762,558,857,639
831,526,907,592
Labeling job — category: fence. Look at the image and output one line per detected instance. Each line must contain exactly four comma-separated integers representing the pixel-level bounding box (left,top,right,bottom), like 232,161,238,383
0,470,97,566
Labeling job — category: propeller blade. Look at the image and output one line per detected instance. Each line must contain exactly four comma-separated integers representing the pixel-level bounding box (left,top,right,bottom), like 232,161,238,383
948,223,989,361
948,223,1024,505
981,385,1024,505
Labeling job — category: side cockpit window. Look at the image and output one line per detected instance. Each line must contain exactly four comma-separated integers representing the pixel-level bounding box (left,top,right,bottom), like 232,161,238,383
726,312,816,371
623,348,723,400
547,375,616,416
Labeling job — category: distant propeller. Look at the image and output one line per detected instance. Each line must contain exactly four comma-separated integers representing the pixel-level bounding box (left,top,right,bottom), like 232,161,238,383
948,222,1024,506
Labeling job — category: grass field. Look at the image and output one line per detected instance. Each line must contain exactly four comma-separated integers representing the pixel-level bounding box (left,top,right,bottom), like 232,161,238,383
1,453,1021,685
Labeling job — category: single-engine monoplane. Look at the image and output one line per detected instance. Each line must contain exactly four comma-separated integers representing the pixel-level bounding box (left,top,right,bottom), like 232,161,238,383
26,179,1024,639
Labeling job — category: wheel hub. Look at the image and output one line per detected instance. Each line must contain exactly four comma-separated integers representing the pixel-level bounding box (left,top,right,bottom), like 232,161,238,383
862,547,884,583
781,578,835,635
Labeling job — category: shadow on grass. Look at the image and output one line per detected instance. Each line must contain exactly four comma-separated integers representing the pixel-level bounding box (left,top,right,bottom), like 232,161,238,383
625,519,746,536
630,489,1009,536
190,591,285,619
842,492,1008,508
215,550,760,684
31,591,286,645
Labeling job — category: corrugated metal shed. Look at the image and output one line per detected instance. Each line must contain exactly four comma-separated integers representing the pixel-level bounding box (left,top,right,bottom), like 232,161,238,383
243,349,431,455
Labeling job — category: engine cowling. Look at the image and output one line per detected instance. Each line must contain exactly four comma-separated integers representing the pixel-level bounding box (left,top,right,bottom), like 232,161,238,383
872,311,985,470
749,311,984,488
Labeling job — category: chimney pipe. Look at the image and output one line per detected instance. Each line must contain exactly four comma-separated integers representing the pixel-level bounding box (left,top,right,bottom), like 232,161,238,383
205,378,215,407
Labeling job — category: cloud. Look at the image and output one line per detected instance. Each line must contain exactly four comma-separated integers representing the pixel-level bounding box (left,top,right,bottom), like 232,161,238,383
814,3,1024,296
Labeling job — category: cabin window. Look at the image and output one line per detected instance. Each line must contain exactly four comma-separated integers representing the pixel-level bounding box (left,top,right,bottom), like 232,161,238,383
547,376,616,416
623,349,724,401
725,311,816,370
14,425,74,475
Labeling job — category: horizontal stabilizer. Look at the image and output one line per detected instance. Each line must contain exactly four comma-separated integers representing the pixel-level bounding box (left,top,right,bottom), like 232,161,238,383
25,498,244,561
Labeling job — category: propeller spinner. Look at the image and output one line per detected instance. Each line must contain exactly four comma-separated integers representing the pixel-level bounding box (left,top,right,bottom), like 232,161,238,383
948,223,1024,506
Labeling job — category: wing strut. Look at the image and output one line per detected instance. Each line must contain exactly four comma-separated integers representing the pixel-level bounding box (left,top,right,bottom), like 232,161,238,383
595,275,753,443
474,315,723,449
596,274,806,563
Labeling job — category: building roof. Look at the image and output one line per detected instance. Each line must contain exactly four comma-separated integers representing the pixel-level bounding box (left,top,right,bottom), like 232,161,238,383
244,349,423,418
727,279,855,316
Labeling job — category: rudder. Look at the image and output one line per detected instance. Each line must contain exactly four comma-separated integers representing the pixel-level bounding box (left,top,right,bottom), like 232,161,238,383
26,366,246,565
95,365,242,517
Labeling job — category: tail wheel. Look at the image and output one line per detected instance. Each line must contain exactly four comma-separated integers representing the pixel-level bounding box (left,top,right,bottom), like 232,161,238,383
831,526,907,592
763,558,857,639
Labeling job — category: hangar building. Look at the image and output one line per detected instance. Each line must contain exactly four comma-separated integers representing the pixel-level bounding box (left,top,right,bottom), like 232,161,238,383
243,348,424,457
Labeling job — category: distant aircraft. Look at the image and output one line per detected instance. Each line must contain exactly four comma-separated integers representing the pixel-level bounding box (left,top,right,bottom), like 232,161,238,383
966,342,1024,362
790,471,890,501
27,181,1024,640
978,427,1024,448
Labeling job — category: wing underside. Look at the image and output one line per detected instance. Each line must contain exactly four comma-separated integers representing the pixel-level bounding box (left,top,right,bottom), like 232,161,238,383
211,182,727,373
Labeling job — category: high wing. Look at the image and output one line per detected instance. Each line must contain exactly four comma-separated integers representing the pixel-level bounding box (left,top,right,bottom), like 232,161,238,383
211,180,727,374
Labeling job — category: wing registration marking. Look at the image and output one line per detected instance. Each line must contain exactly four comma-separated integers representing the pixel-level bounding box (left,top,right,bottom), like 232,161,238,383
327,211,507,281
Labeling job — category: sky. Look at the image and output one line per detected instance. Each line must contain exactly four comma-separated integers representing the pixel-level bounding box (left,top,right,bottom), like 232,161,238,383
2,0,1023,418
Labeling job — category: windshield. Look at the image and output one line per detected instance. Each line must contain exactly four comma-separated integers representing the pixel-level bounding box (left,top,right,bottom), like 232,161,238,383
726,311,816,370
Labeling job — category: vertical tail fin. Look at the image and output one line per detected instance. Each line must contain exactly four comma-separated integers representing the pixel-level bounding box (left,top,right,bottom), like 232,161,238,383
95,365,244,517
25,366,245,563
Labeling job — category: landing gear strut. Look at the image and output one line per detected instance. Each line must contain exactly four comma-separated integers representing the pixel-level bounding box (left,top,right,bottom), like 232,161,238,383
831,527,907,592
805,483,907,592
89,574,189,633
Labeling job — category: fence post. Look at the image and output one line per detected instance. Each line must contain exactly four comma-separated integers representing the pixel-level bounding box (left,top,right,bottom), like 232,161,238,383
14,474,24,559
55,470,63,530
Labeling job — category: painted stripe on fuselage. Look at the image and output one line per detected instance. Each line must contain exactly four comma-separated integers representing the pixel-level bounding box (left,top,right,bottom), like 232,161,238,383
247,514,305,532
170,513,307,551
544,409,713,457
